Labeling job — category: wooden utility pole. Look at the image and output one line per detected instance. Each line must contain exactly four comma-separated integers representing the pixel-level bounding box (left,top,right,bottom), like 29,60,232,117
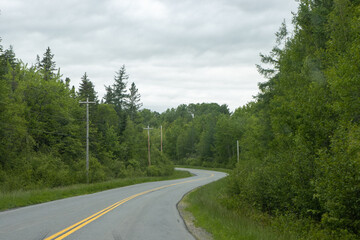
143,125,153,166
79,98,96,183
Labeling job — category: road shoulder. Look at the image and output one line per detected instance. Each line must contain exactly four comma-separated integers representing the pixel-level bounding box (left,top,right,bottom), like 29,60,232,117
177,189,213,240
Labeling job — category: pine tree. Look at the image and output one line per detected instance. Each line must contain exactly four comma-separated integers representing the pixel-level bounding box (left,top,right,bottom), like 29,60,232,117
103,65,130,134
37,47,57,81
78,72,98,102
0,45,17,78
2,46,16,68
104,85,115,105
126,82,142,121
112,65,128,114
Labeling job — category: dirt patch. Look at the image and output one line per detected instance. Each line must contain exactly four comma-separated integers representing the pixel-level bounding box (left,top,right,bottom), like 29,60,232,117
177,191,213,240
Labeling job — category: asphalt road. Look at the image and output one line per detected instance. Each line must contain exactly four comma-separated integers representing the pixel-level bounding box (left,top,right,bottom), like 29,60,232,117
0,168,226,240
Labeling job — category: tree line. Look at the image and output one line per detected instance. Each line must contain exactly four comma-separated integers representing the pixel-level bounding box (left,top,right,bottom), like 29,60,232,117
1,0,360,236
228,0,360,236
139,0,360,237
0,44,173,191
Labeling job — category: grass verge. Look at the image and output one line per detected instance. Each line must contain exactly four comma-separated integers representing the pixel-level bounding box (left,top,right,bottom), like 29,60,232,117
184,172,358,240
184,177,297,240
0,170,191,211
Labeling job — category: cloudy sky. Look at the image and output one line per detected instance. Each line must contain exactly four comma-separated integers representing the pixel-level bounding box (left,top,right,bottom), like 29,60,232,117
0,0,298,112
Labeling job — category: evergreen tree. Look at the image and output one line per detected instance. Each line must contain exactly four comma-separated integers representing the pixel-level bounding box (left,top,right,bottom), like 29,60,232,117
0,45,17,78
77,72,98,102
37,47,57,81
126,82,142,121
104,85,115,105
112,65,128,114
103,65,129,134
103,65,129,113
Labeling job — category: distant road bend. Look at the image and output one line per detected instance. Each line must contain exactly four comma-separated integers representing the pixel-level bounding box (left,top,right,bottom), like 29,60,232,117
0,168,226,240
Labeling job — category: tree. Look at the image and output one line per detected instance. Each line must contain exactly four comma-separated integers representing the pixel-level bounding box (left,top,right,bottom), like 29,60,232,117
104,65,129,133
77,72,98,102
37,47,57,81
104,85,115,105
0,49,27,169
112,65,128,114
0,45,17,77
126,82,142,121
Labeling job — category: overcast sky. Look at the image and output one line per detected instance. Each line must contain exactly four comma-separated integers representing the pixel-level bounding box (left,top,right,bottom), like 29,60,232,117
0,0,299,112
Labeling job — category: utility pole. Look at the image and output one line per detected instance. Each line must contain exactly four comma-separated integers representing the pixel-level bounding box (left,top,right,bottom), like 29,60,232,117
160,125,163,153
143,125,153,166
237,140,240,163
79,98,96,183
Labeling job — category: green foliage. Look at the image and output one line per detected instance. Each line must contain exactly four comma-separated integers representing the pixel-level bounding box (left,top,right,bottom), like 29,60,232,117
159,103,231,165
146,148,174,176
315,124,360,231
185,178,296,240
78,72,98,102
105,66,128,110
36,47,58,81
1,1,360,236
126,82,142,122
0,44,173,195
224,0,360,237
149,0,360,237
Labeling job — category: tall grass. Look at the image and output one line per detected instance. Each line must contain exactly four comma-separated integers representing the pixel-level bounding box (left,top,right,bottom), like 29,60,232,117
0,170,191,211
185,178,297,240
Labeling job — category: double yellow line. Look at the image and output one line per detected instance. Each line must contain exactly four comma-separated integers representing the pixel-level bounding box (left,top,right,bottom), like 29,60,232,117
45,173,214,240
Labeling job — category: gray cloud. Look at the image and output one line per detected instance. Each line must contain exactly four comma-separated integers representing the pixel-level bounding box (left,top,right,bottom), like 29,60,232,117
0,0,299,112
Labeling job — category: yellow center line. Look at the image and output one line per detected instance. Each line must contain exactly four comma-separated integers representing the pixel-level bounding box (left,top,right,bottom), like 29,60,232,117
45,173,214,240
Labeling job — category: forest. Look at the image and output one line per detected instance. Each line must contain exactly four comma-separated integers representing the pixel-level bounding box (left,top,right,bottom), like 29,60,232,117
1,0,360,237
0,45,174,191
153,0,360,237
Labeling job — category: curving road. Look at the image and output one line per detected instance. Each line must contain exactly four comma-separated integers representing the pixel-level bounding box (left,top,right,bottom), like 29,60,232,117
0,168,226,240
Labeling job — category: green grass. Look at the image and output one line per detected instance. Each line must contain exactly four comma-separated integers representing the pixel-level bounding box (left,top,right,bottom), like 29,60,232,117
0,170,192,211
184,171,358,240
185,177,297,240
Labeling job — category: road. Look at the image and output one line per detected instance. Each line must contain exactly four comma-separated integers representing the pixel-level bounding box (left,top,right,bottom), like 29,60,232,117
0,168,226,240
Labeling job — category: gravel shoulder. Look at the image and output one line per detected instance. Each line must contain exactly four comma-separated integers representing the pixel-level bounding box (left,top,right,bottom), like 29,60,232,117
177,189,213,240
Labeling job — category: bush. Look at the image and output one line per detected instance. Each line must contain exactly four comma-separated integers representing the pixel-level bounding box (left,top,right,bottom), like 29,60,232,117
126,159,144,177
31,153,73,187
110,160,127,178
145,149,174,176
146,165,163,176
73,156,106,183
315,124,360,233
185,157,202,166
88,157,106,183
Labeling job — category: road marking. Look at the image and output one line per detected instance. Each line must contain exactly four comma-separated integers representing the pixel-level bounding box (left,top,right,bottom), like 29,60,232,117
45,173,214,240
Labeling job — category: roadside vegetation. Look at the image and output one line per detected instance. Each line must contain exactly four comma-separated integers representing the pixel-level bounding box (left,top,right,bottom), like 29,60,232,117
185,178,292,240
0,169,191,210
164,1,360,238
186,177,356,240
0,43,174,192
1,0,360,238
